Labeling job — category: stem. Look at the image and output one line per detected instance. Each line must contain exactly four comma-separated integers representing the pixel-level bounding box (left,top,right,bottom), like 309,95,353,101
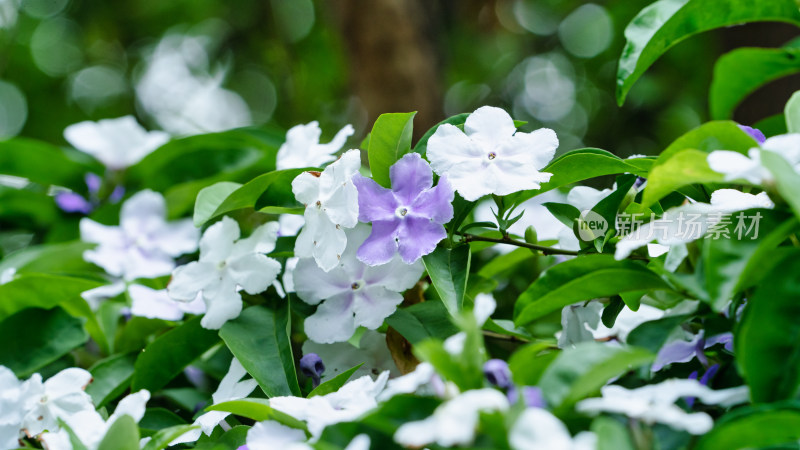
481,330,530,343
458,232,579,256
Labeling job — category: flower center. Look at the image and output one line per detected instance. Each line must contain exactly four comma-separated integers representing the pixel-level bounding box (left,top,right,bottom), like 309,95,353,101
315,200,322,209
395,206,409,218
487,152,497,160
351,281,362,290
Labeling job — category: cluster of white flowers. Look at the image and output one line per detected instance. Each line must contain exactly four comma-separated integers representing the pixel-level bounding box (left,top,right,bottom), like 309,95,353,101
0,366,149,450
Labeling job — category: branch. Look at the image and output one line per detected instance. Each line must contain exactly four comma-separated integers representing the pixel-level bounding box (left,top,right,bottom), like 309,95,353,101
458,232,649,261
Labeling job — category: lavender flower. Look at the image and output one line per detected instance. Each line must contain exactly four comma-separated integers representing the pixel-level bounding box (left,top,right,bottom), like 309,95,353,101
353,153,454,265
483,359,513,390
300,353,325,388
738,124,766,144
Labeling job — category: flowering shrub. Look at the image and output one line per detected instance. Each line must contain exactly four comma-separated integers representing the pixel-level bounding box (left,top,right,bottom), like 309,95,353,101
3,1,800,449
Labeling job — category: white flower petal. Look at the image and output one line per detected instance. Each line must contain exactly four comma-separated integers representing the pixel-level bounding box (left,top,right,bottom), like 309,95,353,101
464,105,516,145
709,189,774,212
64,116,169,170
246,420,309,450
304,292,357,344
227,253,281,295
352,286,404,330
199,277,242,330
168,261,217,302
199,217,240,264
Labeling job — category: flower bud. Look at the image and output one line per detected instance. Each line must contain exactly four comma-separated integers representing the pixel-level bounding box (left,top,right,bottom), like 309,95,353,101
300,353,325,388
483,359,513,390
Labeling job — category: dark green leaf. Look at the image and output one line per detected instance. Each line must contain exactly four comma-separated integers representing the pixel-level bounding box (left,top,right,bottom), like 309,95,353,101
422,245,471,316
141,425,199,450
0,138,96,190
697,405,800,450
367,112,417,188
617,0,800,104
131,315,220,392
219,305,301,397
86,353,137,408
627,315,690,354
308,363,362,397
386,300,459,344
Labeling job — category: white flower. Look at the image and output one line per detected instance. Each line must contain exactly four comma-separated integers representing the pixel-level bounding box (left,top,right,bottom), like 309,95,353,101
0,366,27,449
270,372,389,440
21,368,95,437
708,134,800,185
40,390,150,450
245,421,370,450
614,189,774,260
394,388,509,448
294,224,423,343
64,116,169,170
171,358,257,445
129,285,205,321
168,217,282,329
509,408,597,450
292,149,361,272
277,122,355,170
427,106,557,201
81,282,126,310
444,293,496,355
302,330,400,380
576,379,749,434
80,190,199,281
377,362,441,402
558,302,665,348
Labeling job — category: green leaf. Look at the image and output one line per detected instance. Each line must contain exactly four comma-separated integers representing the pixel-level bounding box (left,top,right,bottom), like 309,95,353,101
617,0,800,105
736,250,800,403
0,307,88,377
367,112,417,188
696,405,800,450
642,149,724,207
593,417,635,450
413,113,468,159
711,43,800,120
539,342,654,409
659,121,757,158
0,274,106,351
193,181,242,227
385,300,459,344
219,305,301,397
208,398,308,430
508,342,558,386
141,425,199,450
786,90,800,133
0,138,96,190
86,353,137,408
511,149,652,205
514,255,671,326
308,363,362,397
98,415,140,450
194,425,249,450
422,244,471,316
762,150,800,219
627,314,690,354
0,241,96,277
131,315,220,393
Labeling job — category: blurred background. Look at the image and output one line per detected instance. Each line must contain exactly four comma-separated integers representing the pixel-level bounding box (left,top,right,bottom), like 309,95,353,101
0,0,798,156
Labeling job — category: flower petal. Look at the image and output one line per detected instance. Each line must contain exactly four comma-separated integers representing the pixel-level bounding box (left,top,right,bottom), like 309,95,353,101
168,261,217,302
305,292,357,343
353,174,398,222
409,175,454,224
464,106,516,146
499,128,558,170
200,276,242,330
427,123,483,175
200,217,240,264
293,258,351,305
356,220,400,266
292,171,321,206
129,285,184,321
227,253,281,295
352,286,403,330
390,153,433,205
230,221,279,258
397,217,446,264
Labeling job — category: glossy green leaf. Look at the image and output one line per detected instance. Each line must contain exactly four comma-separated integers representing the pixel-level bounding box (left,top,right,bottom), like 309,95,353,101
0,307,88,377
617,0,800,104
97,415,140,450
593,417,635,450
0,138,96,190
508,342,558,386
141,425,199,450
194,425,249,450
736,250,800,403
131,315,220,393
642,149,724,207
514,255,671,326
86,353,137,407
711,43,800,120
208,398,308,430
308,363,362,397
627,314,690,354
367,112,417,188
762,150,800,219
786,90,800,134
0,240,96,277
193,181,242,227
219,305,301,397
422,244,471,317
697,405,800,450
539,342,654,409
385,300,459,344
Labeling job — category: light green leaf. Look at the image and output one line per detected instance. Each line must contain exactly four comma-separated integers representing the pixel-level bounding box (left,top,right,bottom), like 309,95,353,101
208,398,308,430
131,315,220,393
367,112,417,188
219,305,301,397
593,417,635,450
422,245,471,317
0,307,88,377
0,241,96,277
308,363,362,397
0,138,97,190
697,405,800,450
141,425,199,450
539,341,654,409
785,90,800,134
193,181,242,227
617,0,800,104
642,148,724,207
97,415,140,450
761,150,800,219
736,250,800,403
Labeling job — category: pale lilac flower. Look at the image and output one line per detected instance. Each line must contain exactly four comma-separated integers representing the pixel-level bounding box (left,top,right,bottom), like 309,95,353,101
64,116,170,170
394,388,509,447
576,379,749,434
510,408,596,450
738,125,766,144
426,106,557,201
168,217,282,329
652,331,733,372
483,359,512,390
276,121,355,170
55,173,123,215
55,192,94,214
293,224,423,343
80,190,199,281
292,149,361,272
128,285,205,321
353,152,454,265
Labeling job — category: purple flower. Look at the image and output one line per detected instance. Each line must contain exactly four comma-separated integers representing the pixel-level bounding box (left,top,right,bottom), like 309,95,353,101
300,353,325,388
85,172,102,194
483,359,513,390
686,364,720,407
353,153,454,265
738,125,766,144
55,191,94,214
652,331,733,372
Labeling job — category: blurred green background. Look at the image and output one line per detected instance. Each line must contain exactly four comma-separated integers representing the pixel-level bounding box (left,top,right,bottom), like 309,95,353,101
0,0,797,155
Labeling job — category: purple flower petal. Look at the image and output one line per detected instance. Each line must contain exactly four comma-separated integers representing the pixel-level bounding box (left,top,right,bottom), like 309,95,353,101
390,153,433,205
353,174,398,222
56,192,93,214
705,332,733,353
357,220,400,266
521,386,546,408
738,125,766,144
410,175,454,224
484,359,513,389
652,337,699,372
397,216,446,264
109,185,125,203
85,173,102,194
